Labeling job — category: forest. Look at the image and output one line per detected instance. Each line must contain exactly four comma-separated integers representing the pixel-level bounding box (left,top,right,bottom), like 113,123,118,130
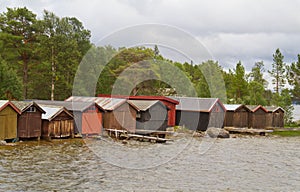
0,7,299,124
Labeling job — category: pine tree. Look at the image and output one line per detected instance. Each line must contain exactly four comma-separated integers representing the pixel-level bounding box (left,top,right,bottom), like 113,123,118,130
268,48,287,94
0,57,23,100
288,54,300,99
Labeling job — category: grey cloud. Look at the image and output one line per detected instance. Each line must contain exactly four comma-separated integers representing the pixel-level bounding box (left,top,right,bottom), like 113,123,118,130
1,0,300,71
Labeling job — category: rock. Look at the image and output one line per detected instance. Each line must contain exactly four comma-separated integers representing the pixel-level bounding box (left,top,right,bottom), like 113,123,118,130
193,131,205,137
206,127,230,138
0,140,7,145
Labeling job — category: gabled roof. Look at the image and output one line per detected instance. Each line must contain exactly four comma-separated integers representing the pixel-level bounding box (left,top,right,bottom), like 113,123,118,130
98,94,179,105
0,100,21,114
246,105,268,113
11,101,45,114
224,104,251,112
65,96,127,111
169,97,225,112
127,100,167,111
40,105,73,121
34,100,104,112
264,106,285,113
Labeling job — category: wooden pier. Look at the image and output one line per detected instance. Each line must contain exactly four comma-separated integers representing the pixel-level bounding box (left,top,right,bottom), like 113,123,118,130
224,127,273,136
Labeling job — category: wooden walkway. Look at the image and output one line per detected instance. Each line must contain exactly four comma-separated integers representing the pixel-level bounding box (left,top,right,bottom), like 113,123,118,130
224,127,273,136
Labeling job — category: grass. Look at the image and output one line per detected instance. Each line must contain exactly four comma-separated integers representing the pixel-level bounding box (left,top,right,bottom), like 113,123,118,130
271,130,300,137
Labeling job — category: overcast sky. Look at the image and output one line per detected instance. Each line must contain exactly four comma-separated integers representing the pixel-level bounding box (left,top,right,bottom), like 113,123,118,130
1,0,300,74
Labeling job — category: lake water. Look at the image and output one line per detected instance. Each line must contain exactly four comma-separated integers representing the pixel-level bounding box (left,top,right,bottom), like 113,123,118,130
0,136,299,191
293,105,300,121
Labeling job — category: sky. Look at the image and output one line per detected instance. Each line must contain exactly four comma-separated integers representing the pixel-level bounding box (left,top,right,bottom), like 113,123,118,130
1,0,300,78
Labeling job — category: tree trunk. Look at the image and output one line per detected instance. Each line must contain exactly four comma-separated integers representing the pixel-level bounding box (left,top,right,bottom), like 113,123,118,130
51,46,55,101
22,54,29,99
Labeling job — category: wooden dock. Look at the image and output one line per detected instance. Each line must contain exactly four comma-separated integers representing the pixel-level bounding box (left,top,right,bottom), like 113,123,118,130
105,128,174,143
224,127,273,136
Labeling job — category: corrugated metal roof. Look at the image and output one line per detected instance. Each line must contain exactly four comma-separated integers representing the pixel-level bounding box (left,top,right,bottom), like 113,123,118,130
0,100,9,110
169,97,220,112
65,96,126,111
40,105,72,121
264,106,285,112
224,104,243,111
0,100,21,114
127,100,161,111
246,105,268,113
11,101,45,113
11,101,29,111
34,100,103,112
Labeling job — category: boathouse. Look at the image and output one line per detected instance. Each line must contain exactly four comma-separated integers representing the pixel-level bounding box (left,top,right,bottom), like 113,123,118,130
170,97,226,131
264,106,285,128
40,105,74,138
224,104,251,128
35,100,104,135
128,100,169,131
247,105,268,129
12,101,45,139
0,100,21,140
66,96,137,132
98,94,179,126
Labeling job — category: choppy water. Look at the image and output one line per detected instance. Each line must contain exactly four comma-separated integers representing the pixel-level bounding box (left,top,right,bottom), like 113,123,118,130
0,136,299,191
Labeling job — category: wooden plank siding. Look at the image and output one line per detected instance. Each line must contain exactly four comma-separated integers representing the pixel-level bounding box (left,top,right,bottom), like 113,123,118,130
172,97,226,131
208,102,225,129
265,107,285,128
12,101,45,139
103,102,136,132
0,105,18,140
0,101,21,141
41,107,74,139
35,100,104,135
43,119,74,138
17,109,42,138
133,101,169,131
224,105,250,128
249,107,267,129
97,94,179,127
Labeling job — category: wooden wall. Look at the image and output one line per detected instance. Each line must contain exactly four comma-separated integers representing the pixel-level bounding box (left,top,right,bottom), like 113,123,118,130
136,103,168,131
0,106,18,140
42,111,74,138
17,107,42,138
103,103,136,132
250,108,267,129
175,111,209,131
208,102,225,128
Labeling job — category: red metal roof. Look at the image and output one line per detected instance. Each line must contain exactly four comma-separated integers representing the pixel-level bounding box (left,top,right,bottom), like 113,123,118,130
97,94,179,105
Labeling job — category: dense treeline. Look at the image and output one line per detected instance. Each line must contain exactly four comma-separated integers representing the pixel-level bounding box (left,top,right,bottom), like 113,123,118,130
0,7,91,100
0,7,299,124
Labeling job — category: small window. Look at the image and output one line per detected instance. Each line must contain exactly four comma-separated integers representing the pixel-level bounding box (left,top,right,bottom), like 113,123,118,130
136,112,141,118
26,106,36,112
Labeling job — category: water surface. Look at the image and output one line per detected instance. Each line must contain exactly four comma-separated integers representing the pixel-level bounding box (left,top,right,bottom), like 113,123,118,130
0,136,299,191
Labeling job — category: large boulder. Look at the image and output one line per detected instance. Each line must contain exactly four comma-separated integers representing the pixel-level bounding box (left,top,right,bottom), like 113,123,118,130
206,127,230,138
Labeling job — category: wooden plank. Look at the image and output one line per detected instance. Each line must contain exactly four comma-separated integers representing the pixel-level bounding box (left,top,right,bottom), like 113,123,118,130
224,127,273,134
134,129,174,135
127,133,173,142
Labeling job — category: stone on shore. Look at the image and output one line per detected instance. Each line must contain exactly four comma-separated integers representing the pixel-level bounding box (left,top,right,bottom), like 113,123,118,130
206,127,230,138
